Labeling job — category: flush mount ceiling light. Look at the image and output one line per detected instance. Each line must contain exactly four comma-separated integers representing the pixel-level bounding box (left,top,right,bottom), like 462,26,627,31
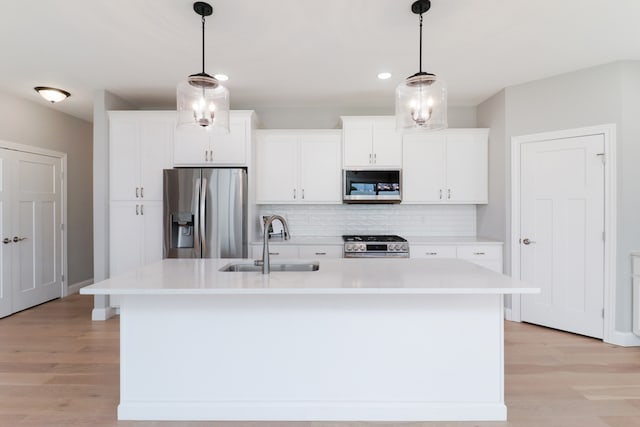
377,72,392,80
177,1,229,131
34,86,70,103
395,0,447,131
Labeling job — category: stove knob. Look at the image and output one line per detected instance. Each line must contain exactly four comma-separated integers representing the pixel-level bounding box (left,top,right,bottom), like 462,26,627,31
346,244,353,252
359,245,365,251
401,244,409,251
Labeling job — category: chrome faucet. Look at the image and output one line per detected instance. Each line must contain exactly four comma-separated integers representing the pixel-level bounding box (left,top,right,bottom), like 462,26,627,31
256,215,290,274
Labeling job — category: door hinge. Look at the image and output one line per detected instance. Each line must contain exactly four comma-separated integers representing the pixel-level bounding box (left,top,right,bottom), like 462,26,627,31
61,274,65,282
596,153,605,164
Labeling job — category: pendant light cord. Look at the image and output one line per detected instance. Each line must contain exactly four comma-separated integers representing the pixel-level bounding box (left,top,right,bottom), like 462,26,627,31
201,15,206,74
418,13,423,73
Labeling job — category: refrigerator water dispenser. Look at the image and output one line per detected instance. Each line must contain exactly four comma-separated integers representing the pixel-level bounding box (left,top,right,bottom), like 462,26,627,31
171,212,194,248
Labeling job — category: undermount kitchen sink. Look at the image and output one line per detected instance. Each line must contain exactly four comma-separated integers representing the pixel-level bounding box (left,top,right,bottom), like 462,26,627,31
219,261,320,272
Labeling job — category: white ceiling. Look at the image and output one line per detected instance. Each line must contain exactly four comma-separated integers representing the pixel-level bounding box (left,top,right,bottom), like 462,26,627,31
1,0,639,122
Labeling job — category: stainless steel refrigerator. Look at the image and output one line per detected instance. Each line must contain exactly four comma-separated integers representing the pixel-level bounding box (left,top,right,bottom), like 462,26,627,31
163,168,247,259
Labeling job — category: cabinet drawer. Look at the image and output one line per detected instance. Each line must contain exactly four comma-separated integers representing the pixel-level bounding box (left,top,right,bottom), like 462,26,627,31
299,245,343,259
410,245,456,259
456,245,502,260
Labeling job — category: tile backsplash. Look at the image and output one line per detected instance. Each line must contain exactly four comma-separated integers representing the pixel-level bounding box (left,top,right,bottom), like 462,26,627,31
256,204,476,237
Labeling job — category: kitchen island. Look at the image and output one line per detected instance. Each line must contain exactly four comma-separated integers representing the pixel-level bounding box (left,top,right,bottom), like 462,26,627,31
80,258,538,422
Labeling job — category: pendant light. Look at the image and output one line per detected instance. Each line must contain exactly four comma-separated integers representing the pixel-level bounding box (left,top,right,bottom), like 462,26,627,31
177,2,229,131
395,0,447,131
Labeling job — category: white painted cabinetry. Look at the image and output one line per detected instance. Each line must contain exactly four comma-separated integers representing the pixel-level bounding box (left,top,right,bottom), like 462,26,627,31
173,111,252,166
108,111,174,278
633,252,640,335
411,243,503,273
403,129,489,204
256,130,341,204
342,116,402,167
250,244,343,259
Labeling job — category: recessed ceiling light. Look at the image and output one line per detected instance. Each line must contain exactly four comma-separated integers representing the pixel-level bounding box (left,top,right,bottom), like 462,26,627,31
377,72,392,80
34,86,71,103
214,74,229,81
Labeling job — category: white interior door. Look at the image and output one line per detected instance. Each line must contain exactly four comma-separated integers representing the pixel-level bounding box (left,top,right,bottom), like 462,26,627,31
0,151,12,317
520,134,605,338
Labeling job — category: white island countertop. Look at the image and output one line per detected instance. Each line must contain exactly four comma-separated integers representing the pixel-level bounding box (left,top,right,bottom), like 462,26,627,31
81,258,537,296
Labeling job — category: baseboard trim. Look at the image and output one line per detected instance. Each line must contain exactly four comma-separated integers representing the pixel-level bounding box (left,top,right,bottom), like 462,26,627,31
92,306,117,321
66,279,94,296
607,330,640,347
504,308,513,321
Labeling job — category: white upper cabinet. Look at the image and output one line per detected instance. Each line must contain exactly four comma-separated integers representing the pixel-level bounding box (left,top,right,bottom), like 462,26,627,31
109,111,174,202
342,116,402,168
402,129,489,204
173,111,252,166
256,130,341,204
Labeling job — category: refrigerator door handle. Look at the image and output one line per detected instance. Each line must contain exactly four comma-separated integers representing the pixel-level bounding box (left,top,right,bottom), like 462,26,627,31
194,178,201,256
200,177,207,254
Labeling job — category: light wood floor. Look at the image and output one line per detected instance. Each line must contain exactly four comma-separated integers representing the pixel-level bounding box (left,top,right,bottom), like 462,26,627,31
1,294,640,427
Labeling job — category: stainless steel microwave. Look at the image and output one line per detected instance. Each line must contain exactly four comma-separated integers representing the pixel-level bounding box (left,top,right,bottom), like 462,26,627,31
343,169,402,203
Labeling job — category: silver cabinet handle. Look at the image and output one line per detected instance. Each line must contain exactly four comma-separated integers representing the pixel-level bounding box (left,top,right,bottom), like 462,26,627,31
3,238,11,244
373,153,377,163
136,204,139,215
140,204,144,215
439,189,443,200
473,252,486,255
205,150,209,162
293,189,297,199
136,187,139,198
448,189,451,199
269,252,280,255
315,252,327,255
426,252,438,255
302,189,305,199
522,238,535,245
369,153,372,164
140,187,144,198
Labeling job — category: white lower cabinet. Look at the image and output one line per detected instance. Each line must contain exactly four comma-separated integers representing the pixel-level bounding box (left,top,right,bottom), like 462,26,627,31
411,243,503,273
110,201,163,277
250,244,343,259
632,253,640,336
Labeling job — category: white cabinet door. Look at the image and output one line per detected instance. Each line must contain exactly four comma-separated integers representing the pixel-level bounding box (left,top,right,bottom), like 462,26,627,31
342,120,372,167
110,112,174,202
298,245,343,258
173,126,209,165
109,119,140,201
299,134,341,203
140,118,173,201
256,130,341,204
402,133,447,203
446,133,488,203
256,134,298,203
141,201,164,266
109,202,143,277
372,118,402,167
210,118,246,165
173,113,249,166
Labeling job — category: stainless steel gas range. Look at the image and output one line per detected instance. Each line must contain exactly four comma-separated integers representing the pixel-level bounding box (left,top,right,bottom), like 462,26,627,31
342,235,409,258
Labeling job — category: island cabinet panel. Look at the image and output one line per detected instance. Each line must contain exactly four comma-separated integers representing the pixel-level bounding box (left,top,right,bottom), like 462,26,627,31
402,129,489,204
256,130,341,204
342,116,402,168
632,253,640,335
116,292,507,421
173,113,249,166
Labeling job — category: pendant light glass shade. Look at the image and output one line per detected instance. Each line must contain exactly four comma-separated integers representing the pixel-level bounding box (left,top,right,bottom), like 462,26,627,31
177,73,229,131
395,73,447,130
176,2,230,132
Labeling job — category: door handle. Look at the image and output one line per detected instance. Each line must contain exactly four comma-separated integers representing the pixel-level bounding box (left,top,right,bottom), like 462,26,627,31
522,238,536,245
13,236,26,242
200,178,207,251
3,238,11,244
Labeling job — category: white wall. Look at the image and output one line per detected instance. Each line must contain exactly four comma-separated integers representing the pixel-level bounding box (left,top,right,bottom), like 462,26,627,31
478,61,640,333
250,106,477,129
0,90,93,286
